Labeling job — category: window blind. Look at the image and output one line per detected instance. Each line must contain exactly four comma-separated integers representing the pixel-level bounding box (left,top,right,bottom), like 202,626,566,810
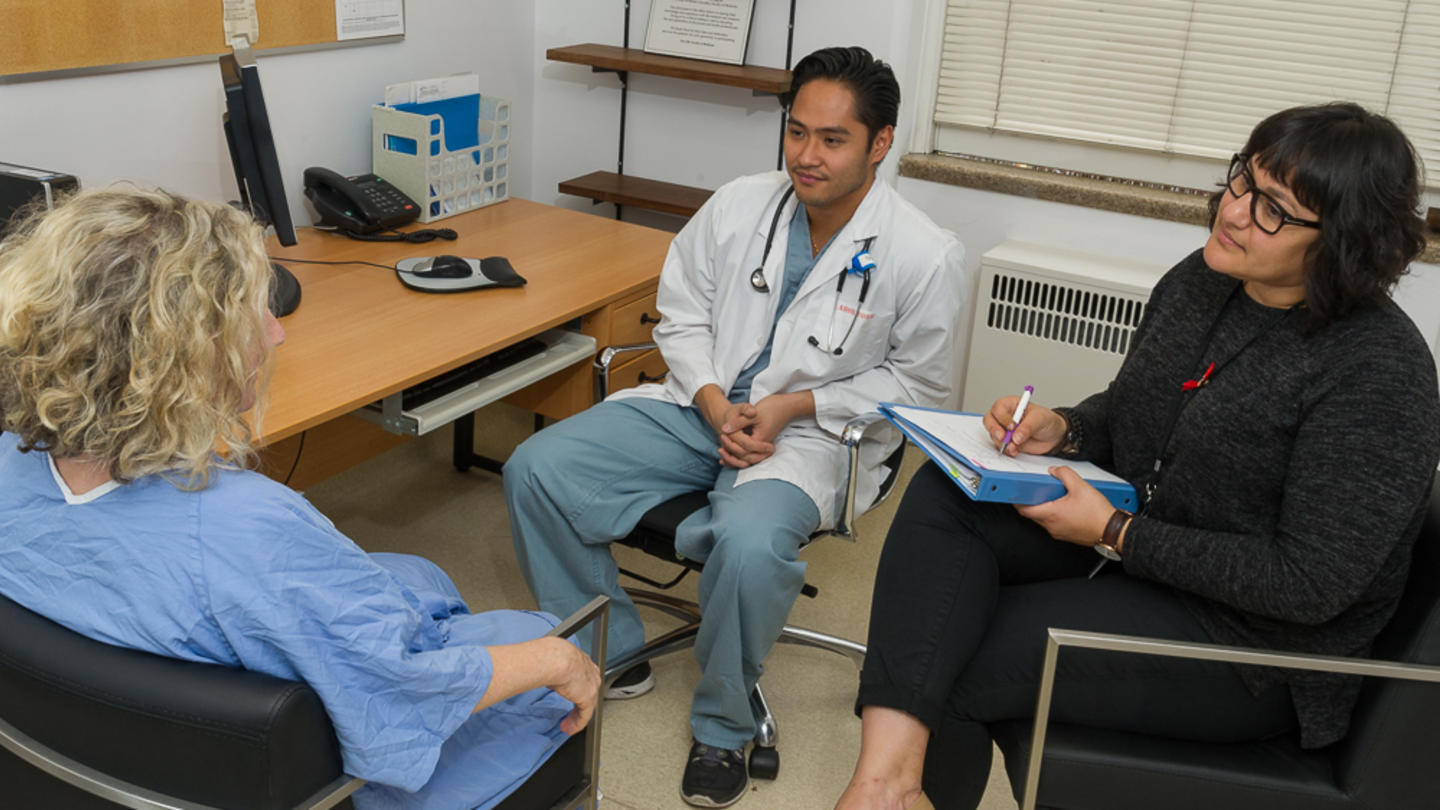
935,0,1440,186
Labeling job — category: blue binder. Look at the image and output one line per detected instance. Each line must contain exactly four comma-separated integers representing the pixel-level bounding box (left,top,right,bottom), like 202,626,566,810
879,402,1138,510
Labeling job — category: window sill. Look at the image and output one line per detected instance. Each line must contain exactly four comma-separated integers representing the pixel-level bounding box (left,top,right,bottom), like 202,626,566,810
898,153,1440,265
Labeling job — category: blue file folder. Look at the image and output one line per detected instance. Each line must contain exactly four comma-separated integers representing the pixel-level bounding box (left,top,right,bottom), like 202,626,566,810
879,402,1138,510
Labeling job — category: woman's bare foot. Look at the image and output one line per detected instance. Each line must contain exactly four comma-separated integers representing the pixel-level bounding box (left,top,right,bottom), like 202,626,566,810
835,706,934,810
835,777,933,810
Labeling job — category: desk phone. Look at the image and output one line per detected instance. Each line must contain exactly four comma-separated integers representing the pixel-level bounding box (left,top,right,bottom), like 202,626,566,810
303,167,419,234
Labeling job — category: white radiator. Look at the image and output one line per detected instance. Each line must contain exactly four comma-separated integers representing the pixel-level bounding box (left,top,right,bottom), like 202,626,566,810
961,241,1165,414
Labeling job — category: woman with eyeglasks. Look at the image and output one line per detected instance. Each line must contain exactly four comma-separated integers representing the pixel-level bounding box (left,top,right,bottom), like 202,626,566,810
837,103,1440,810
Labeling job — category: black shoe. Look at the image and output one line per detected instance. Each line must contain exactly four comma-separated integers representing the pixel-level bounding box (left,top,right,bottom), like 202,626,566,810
680,740,748,807
604,661,655,700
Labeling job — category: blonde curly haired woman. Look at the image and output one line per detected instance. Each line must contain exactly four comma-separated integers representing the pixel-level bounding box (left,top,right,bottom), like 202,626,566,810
0,186,599,810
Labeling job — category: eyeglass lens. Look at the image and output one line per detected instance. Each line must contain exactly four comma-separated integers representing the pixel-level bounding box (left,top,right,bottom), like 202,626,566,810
1226,157,1290,235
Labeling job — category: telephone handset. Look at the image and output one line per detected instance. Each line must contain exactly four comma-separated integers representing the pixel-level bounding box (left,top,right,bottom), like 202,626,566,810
303,167,420,234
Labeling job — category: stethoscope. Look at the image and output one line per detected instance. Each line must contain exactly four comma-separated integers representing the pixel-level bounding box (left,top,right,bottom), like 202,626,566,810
749,186,877,356
749,186,794,294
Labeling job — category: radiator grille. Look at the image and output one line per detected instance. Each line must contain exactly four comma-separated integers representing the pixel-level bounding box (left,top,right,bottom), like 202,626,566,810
984,271,1146,356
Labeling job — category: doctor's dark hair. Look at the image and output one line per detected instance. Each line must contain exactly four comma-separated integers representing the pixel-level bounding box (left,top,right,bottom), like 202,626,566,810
1207,102,1426,331
786,46,900,146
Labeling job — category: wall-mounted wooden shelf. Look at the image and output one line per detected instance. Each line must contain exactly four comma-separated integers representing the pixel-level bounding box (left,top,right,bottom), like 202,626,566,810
559,171,713,218
546,44,791,94
547,38,792,219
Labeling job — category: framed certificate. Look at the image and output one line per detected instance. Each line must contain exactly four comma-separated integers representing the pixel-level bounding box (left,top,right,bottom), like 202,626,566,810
644,0,757,66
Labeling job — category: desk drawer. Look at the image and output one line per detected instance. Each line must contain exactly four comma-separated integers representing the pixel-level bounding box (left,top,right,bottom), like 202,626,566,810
611,292,661,346
608,350,668,395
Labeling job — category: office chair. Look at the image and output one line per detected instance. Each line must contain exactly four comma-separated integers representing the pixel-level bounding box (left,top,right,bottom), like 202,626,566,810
595,344,905,780
990,481,1440,810
0,591,610,810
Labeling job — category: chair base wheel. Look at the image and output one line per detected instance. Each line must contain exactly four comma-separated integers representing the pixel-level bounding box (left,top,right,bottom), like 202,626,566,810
748,745,779,780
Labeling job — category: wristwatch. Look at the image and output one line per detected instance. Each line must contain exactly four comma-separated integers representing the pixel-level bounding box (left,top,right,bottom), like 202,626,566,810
1052,407,1083,456
1095,509,1133,561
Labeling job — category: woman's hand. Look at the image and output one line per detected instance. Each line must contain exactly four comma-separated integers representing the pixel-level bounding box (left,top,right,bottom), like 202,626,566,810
476,636,602,735
1015,466,1113,546
544,638,602,736
983,396,1068,457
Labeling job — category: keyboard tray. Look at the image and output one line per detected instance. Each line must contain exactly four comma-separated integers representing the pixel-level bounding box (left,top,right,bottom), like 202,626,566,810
355,329,598,436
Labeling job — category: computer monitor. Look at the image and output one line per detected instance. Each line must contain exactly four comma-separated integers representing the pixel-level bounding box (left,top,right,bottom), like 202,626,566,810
219,47,301,316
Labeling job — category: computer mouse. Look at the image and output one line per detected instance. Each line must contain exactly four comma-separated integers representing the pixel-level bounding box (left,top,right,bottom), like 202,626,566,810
412,255,473,278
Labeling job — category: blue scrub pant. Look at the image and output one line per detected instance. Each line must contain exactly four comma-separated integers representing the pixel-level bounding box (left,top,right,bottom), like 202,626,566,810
503,398,820,749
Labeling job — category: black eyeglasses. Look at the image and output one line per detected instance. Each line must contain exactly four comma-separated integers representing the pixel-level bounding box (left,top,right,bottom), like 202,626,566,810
1225,154,1321,235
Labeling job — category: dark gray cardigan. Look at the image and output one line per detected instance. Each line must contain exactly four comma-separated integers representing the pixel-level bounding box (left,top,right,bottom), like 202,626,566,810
1064,249,1440,748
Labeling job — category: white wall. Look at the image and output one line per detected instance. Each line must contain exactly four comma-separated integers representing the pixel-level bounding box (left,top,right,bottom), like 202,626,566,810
6,1,1436,372
901,179,1440,375
531,0,923,222
0,1,535,230
530,0,1440,387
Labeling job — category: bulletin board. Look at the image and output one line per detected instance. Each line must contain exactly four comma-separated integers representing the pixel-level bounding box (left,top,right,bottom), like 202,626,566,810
0,0,400,79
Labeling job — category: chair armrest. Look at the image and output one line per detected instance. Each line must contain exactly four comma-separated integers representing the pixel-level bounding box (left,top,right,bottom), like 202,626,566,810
832,412,903,542
548,595,611,669
546,596,610,810
594,343,659,401
1019,628,1440,810
840,411,891,448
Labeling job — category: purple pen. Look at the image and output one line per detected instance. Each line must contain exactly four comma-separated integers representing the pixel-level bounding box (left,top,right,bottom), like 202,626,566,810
999,385,1034,455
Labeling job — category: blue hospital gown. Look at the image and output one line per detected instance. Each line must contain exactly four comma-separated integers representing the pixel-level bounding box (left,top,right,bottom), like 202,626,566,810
0,432,573,810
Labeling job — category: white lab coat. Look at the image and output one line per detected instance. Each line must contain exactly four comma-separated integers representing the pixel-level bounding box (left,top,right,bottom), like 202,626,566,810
609,171,967,526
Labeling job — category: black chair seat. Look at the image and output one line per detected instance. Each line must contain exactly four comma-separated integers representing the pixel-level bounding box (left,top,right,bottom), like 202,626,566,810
0,592,347,810
618,490,713,571
0,589,608,810
615,438,908,585
991,723,1345,810
989,482,1440,810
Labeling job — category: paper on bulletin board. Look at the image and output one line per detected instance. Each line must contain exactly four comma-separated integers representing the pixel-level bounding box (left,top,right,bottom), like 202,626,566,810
336,0,405,40
222,0,261,49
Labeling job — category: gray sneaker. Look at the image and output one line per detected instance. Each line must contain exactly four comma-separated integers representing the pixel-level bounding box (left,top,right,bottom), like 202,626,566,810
680,740,748,807
604,661,655,700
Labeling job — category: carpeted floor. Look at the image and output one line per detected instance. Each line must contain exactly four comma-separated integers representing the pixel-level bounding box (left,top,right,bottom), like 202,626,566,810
302,402,1020,810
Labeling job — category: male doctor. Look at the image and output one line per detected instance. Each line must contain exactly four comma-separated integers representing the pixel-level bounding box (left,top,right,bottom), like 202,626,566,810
505,46,966,808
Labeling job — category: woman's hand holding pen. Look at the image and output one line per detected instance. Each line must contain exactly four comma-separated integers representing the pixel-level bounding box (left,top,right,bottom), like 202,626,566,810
982,394,1117,547
983,395,1068,457
983,394,1113,545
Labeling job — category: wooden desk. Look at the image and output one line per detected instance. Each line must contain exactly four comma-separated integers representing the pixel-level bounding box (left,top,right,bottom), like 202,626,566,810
258,199,670,486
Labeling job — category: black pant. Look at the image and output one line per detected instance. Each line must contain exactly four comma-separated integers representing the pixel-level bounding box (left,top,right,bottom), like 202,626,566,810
858,461,1297,809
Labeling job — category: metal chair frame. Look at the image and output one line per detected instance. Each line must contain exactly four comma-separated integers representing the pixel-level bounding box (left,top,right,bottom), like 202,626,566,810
1021,628,1440,810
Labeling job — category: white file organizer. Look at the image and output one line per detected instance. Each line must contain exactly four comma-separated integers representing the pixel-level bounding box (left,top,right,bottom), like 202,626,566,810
372,94,510,223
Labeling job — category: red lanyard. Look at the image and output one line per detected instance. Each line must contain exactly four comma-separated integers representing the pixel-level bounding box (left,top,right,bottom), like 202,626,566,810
1140,283,1297,511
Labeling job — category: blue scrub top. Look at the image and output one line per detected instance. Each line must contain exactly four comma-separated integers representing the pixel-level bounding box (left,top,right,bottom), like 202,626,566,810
729,202,836,403
0,432,571,810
